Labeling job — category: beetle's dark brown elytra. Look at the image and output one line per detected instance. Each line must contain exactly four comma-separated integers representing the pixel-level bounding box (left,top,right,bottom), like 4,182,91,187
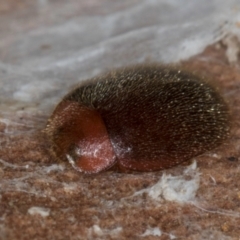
45,64,230,174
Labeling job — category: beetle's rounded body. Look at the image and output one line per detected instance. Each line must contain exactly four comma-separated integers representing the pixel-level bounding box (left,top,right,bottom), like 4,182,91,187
45,64,229,173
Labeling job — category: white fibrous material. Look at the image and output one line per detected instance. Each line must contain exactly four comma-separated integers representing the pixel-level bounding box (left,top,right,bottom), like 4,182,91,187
131,161,199,204
141,227,176,239
28,207,50,217
87,225,123,239
0,0,239,111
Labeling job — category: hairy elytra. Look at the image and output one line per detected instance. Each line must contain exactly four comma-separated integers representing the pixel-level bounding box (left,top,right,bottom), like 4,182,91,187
45,64,230,174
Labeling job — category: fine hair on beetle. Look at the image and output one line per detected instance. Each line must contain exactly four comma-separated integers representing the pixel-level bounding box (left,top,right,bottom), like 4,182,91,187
45,63,230,174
